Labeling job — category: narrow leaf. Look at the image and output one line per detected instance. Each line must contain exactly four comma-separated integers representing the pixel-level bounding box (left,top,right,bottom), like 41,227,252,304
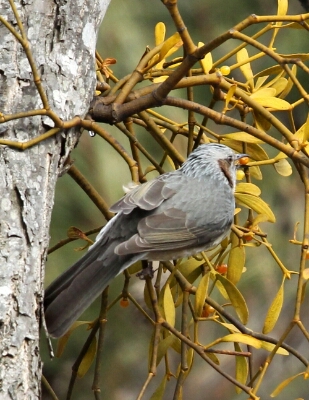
235,193,276,223
163,284,176,327
194,273,210,317
155,22,166,45
205,352,220,364
222,132,264,144
222,139,269,161
280,64,297,99
220,334,288,355
156,335,177,366
159,32,181,62
198,42,212,74
77,336,97,378
224,84,237,110
251,87,276,98
174,258,204,286
237,48,253,88
227,234,245,285
56,321,90,357
235,182,261,196
271,77,288,96
150,375,168,400
263,279,284,334
235,342,248,394
303,113,309,142
271,372,304,397
252,97,291,110
216,274,249,324
249,165,263,180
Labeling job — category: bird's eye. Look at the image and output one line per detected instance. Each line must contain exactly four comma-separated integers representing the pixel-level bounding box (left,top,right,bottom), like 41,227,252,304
227,155,233,164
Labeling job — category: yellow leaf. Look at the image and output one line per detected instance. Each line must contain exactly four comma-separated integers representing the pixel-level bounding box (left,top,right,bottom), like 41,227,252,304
235,182,261,196
274,151,288,161
198,42,212,74
255,76,269,90
143,165,158,176
237,48,253,88
164,40,183,59
252,97,291,110
56,321,90,357
186,348,195,374
274,159,292,177
277,0,288,15
263,279,284,334
194,273,210,317
216,322,240,333
251,213,270,227
155,22,166,45
150,375,168,400
152,75,169,83
159,32,182,63
222,132,264,144
127,260,142,275
271,77,288,96
215,274,249,324
303,113,309,142
220,333,265,347
220,334,288,355
224,84,237,110
261,341,288,355
280,64,297,99
222,139,269,161
235,193,276,223
163,284,176,327
235,342,248,394
205,352,220,364
249,165,263,180
271,372,304,397
77,336,97,378
216,281,229,300
251,87,277,98
254,110,272,132
254,65,282,79
173,258,204,286
156,335,178,366
227,234,245,285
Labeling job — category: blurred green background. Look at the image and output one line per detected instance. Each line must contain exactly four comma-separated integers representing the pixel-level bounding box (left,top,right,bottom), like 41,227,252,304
42,1,309,399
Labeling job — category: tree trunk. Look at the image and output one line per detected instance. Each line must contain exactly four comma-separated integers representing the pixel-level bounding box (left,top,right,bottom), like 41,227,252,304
0,0,111,397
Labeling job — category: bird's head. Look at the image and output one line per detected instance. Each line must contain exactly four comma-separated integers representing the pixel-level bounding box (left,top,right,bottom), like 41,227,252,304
181,143,247,189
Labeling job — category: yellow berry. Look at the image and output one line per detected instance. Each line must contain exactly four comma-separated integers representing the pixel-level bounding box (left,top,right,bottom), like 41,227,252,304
220,66,231,76
236,170,245,180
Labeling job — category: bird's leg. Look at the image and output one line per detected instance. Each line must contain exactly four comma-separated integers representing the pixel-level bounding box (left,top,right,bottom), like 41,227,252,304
136,260,155,280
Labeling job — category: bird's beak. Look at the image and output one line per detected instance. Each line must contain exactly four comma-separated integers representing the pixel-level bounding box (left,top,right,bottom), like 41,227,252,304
235,153,249,168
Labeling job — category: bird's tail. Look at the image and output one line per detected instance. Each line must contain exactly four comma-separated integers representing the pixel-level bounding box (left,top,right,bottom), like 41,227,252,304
44,240,137,338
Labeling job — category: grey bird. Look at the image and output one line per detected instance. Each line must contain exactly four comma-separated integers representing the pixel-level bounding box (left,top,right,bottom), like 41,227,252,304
44,143,247,337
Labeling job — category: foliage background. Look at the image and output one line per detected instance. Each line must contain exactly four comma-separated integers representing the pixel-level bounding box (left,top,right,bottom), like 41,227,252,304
42,0,308,399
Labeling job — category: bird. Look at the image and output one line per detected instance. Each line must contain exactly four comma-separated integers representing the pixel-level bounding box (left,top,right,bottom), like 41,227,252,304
44,143,247,337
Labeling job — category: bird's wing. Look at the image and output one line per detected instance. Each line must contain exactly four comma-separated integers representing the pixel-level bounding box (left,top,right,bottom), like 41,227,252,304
110,175,177,214
115,177,233,255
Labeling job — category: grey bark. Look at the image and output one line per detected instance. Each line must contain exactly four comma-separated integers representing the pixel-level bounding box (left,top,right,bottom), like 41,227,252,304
0,0,111,398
